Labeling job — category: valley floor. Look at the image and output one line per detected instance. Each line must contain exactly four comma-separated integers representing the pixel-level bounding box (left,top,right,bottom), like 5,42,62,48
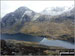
0,39,74,56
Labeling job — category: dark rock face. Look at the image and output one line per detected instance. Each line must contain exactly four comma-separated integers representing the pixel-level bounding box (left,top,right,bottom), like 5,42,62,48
1,13,17,28
1,7,35,32
36,15,50,22
14,7,29,19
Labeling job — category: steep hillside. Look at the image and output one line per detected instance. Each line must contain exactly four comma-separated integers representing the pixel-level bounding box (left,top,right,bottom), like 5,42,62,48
0,7,36,33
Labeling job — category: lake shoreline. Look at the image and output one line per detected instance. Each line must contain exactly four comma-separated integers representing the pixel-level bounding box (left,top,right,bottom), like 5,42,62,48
1,33,74,44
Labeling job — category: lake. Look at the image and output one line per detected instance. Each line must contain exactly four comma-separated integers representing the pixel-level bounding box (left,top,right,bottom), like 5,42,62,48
40,38,75,49
0,33,75,49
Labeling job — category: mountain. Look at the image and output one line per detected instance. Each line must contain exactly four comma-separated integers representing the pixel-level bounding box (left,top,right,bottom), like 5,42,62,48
36,7,74,22
0,6,74,41
41,7,65,15
20,7,74,39
0,7,36,33
51,8,74,23
41,7,73,16
1,6,74,27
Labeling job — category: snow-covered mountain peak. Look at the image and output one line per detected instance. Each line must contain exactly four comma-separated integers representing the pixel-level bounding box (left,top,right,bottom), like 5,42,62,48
41,6,73,16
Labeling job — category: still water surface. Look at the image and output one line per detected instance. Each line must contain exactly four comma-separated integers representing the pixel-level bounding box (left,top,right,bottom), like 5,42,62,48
0,33,75,49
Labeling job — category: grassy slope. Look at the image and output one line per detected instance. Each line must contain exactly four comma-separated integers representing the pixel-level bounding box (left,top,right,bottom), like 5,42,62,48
1,20,74,43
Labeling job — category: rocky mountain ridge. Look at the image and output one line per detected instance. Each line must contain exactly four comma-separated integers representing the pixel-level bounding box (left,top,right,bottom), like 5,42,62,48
0,7,74,39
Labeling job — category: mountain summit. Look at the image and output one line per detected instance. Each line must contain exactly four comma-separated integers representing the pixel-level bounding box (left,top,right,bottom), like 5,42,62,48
1,6,35,33
41,6,73,16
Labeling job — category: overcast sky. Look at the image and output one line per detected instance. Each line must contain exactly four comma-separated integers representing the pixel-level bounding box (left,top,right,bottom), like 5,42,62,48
1,1,74,18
